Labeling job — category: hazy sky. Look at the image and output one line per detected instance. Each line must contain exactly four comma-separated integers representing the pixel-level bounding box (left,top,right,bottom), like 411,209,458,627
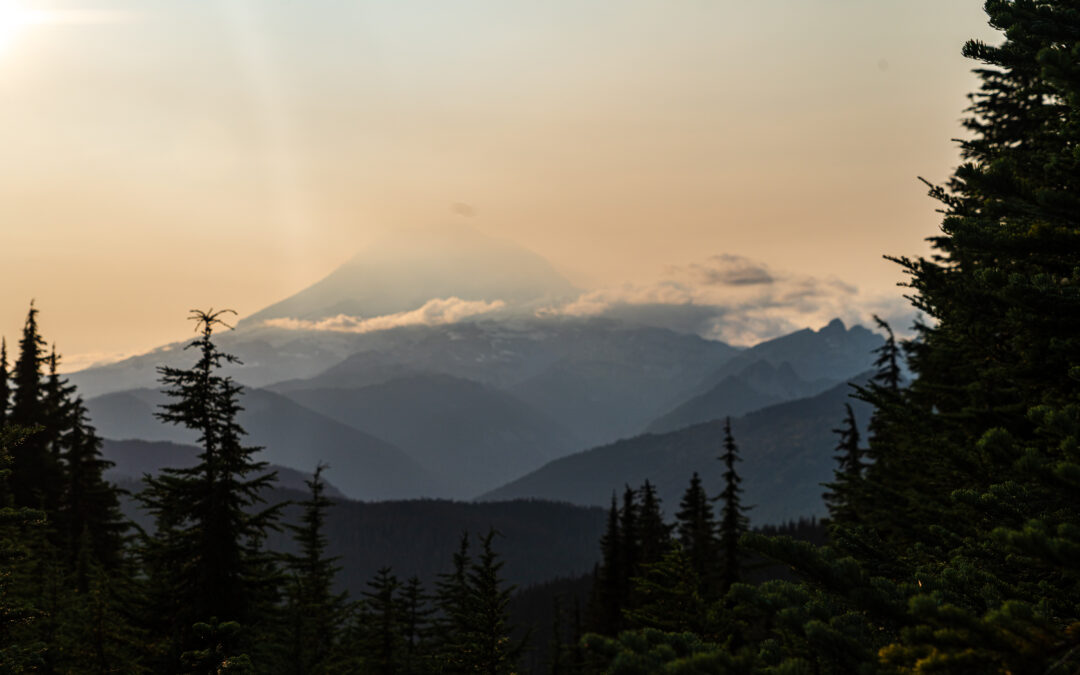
0,0,1000,368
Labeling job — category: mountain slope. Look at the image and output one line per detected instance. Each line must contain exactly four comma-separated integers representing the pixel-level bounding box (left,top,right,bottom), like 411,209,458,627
480,376,874,524
645,360,829,434
696,318,881,387
85,387,444,500
101,438,346,498
280,373,581,497
244,226,578,324
645,375,784,435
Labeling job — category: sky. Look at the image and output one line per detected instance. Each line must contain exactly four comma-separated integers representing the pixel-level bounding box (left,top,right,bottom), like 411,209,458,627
0,0,1001,369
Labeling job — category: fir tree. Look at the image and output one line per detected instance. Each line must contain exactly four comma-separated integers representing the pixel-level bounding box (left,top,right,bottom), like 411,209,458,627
431,532,472,670
9,303,60,511
432,530,523,673
588,495,623,635
463,529,523,675
138,309,281,670
283,464,347,675
674,472,717,596
715,418,749,595
57,396,127,587
636,480,672,569
821,403,863,527
0,337,10,428
0,425,46,670
359,567,404,675
617,485,639,603
398,575,433,674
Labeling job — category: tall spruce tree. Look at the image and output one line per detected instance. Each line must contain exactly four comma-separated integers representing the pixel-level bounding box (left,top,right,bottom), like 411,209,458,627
617,486,639,604
589,494,623,635
674,472,717,596
0,338,10,428
715,418,749,595
431,532,472,669
636,480,672,569
0,425,46,670
283,464,346,675
398,576,433,674
57,396,126,587
463,529,523,675
138,309,281,670
359,567,404,675
9,303,60,511
821,403,863,527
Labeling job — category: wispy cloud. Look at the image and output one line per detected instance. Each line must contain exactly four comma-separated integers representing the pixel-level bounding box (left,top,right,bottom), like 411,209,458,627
263,297,505,334
539,254,913,345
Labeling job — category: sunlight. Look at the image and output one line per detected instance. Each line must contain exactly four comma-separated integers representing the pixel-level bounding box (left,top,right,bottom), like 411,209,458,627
0,0,33,53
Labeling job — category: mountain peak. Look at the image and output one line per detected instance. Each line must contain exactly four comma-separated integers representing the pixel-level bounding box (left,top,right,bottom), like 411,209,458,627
819,318,847,334
243,226,579,325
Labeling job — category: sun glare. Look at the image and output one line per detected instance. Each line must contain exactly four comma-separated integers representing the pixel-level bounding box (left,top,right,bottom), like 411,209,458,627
0,0,33,54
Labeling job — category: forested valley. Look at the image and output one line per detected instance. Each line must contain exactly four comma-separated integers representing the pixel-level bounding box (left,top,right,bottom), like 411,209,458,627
4,1,1080,672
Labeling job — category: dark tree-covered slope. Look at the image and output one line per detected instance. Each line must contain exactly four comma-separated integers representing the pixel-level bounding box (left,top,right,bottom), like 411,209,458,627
86,387,444,500
281,373,580,498
100,438,346,498
481,376,873,524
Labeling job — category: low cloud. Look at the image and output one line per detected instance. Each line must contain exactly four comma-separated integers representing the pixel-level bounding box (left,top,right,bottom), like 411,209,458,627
264,297,506,334
684,254,775,287
538,254,913,346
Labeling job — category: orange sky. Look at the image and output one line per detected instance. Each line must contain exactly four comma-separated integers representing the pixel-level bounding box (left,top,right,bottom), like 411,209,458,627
0,0,1000,369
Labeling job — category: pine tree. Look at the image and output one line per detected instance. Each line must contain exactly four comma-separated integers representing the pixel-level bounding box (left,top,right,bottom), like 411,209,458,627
431,531,472,670
821,403,863,527
138,309,281,670
674,472,717,596
0,425,46,670
0,338,10,428
617,485,639,604
57,396,127,587
359,567,404,675
636,480,672,569
9,303,60,511
715,418,749,595
283,464,347,675
432,530,523,674
463,529,523,675
398,576,433,674
589,494,623,635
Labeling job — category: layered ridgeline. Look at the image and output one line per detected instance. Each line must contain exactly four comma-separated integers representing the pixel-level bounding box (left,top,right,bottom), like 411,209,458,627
83,320,880,508
71,226,883,511
482,375,875,524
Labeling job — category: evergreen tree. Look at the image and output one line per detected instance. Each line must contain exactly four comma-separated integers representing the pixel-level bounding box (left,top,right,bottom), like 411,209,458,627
9,303,61,511
636,480,672,572
359,567,404,675
617,485,639,603
138,309,281,670
432,530,523,673
431,532,472,670
463,529,523,675
821,403,863,527
623,544,706,635
588,495,622,635
0,425,46,671
715,418,749,595
870,314,902,392
674,472,717,595
283,464,347,675
398,575,433,674
0,338,10,428
57,396,127,586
